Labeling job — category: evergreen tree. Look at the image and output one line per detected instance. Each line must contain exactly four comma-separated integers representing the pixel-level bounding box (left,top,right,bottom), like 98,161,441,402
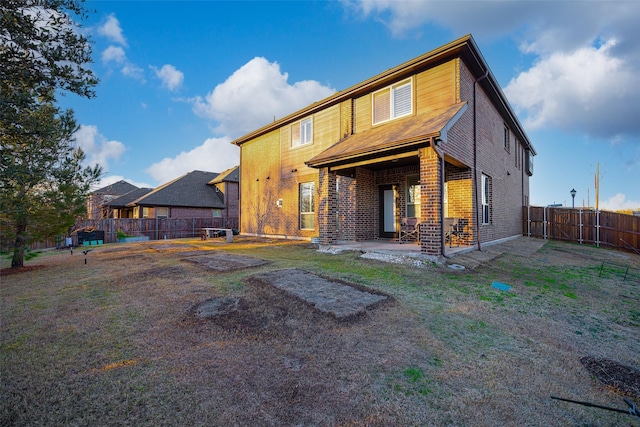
1,0,101,267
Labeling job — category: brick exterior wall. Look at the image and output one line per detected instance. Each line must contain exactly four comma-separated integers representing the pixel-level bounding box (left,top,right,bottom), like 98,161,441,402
419,147,442,255
237,49,531,252
318,168,337,244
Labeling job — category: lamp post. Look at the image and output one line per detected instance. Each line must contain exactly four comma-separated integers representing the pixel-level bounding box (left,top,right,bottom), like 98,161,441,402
570,188,576,209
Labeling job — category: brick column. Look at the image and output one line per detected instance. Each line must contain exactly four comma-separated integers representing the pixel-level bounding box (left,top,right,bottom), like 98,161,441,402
419,146,442,255
318,167,337,244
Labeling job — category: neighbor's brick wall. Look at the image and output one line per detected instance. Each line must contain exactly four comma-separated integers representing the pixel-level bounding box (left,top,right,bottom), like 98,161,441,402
222,181,239,218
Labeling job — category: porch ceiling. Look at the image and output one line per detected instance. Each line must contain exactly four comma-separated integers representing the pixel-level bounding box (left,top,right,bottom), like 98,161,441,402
306,102,467,169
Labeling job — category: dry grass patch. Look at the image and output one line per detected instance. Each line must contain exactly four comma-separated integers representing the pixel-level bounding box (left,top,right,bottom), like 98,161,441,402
1,237,639,426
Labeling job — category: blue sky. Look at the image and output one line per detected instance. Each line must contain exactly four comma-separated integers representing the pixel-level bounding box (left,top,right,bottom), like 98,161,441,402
62,1,639,211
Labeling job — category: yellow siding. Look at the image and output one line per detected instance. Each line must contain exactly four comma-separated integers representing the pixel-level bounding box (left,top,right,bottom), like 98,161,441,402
353,94,371,133
353,60,456,134
240,130,281,235
340,99,352,139
415,60,456,115
280,105,340,179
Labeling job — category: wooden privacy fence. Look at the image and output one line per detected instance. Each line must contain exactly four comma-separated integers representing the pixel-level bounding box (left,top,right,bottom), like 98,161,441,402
523,206,640,253
71,217,239,245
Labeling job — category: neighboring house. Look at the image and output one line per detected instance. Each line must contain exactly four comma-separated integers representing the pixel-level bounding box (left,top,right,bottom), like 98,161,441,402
105,187,153,218
87,180,139,219
232,35,535,257
126,168,239,221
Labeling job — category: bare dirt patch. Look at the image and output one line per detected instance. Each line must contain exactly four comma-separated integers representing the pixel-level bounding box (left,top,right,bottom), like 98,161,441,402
248,268,389,320
581,356,640,399
182,251,270,271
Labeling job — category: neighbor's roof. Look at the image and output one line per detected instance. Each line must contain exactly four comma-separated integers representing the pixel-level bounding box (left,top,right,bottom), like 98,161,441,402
307,102,467,168
231,34,535,156
92,180,138,195
105,187,153,208
208,165,239,184
128,170,224,208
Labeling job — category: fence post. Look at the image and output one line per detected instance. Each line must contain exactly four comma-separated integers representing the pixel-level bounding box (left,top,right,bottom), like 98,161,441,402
579,209,583,245
543,207,547,240
527,205,531,237
596,209,600,248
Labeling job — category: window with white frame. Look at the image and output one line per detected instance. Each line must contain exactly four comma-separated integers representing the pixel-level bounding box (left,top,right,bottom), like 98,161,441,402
291,117,313,148
481,174,491,225
372,79,412,125
299,182,315,230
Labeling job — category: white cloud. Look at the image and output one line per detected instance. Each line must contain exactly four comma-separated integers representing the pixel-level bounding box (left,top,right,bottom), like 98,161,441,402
151,64,184,91
192,57,335,137
145,137,239,184
101,45,126,64
505,39,639,138
97,14,127,46
121,63,145,82
74,125,126,172
344,0,640,141
600,193,640,212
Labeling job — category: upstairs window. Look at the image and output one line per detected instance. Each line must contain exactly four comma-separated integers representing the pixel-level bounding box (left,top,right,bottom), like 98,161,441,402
291,118,313,148
373,79,412,125
503,125,510,152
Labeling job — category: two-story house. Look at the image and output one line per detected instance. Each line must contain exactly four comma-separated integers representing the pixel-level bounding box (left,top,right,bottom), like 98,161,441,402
232,35,535,257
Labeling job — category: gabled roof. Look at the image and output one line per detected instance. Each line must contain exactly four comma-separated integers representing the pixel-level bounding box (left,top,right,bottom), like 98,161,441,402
105,187,153,208
307,102,467,168
208,165,239,184
231,34,535,156
92,180,138,195
128,170,225,208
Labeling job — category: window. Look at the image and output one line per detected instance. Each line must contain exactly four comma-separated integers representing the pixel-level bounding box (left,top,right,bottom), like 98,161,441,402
142,207,151,218
291,118,313,148
212,209,222,217
481,174,491,225
406,175,421,218
299,182,315,230
156,207,168,219
373,79,412,124
503,125,510,152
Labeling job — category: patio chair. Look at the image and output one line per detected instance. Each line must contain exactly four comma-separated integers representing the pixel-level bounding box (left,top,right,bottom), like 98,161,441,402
399,217,420,243
451,218,470,246
444,217,457,247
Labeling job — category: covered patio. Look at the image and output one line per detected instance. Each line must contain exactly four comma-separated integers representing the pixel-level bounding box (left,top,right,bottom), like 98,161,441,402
307,103,474,258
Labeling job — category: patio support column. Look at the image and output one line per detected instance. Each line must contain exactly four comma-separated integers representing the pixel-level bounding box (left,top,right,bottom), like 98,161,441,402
318,167,337,244
419,146,442,256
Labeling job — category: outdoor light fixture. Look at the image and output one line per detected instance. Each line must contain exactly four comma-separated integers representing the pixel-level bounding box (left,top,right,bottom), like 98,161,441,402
570,188,576,208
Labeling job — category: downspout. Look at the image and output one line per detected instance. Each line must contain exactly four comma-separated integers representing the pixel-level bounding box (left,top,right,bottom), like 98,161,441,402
473,70,489,251
431,137,446,257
